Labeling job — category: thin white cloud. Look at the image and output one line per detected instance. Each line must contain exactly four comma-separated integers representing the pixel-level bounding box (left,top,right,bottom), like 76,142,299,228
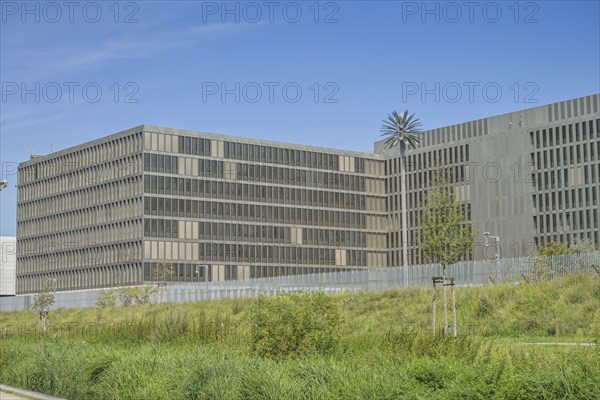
3,22,254,80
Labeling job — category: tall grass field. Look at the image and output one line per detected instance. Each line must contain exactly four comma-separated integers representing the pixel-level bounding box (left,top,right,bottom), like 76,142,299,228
1,274,599,399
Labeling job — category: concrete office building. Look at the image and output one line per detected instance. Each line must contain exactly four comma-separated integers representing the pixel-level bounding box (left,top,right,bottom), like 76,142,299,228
16,127,388,293
1,237,17,296
376,93,600,265
16,94,600,293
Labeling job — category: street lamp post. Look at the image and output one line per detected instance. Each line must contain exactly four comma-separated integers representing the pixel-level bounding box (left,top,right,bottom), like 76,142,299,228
483,232,501,283
483,232,501,262
0,180,8,191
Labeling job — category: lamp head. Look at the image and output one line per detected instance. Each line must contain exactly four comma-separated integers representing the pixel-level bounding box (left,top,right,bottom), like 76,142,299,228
483,232,490,246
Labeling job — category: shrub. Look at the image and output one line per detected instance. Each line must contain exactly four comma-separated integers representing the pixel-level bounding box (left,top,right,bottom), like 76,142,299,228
117,287,136,306
248,291,341,359
591,310,600,344
131,285,157,305
96,289,117,308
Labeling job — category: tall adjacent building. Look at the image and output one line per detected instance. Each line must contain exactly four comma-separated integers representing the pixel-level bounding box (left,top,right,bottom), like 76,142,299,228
16,94,600,293
376,93,600,265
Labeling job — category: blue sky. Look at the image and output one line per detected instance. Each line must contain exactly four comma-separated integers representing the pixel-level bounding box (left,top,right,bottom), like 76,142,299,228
1,0,599,235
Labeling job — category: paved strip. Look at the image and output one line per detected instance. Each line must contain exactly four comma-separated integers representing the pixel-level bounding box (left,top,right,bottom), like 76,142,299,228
0,385,65,400
1,391,32,400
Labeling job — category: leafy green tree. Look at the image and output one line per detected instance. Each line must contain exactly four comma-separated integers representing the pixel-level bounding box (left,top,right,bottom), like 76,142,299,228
421,170,475,270
421,170,475,335
31,281,55,334
380,111,424,268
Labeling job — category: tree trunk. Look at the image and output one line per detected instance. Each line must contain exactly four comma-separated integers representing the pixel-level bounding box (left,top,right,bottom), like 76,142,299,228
452,282,457,337
443,267,448,336
432,282,437,335
400,151,409,276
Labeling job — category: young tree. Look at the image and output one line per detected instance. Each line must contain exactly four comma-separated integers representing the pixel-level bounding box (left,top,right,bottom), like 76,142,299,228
31,280,56,334
421,170,474,335
152,261,173,304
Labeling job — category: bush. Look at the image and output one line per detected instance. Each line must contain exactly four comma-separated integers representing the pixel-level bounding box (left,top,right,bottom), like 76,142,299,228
248,291,341,359
591,310,600,344
96,289,117,308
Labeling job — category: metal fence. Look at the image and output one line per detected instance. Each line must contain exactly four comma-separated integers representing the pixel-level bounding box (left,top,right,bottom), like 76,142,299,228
1,252,598,312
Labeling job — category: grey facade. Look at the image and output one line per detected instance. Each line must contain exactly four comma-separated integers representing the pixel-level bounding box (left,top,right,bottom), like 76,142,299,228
17,127,387,293
375,93,600,265
16,94,600,293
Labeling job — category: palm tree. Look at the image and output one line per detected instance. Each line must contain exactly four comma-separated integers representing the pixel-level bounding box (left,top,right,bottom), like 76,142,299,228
380,111,424,274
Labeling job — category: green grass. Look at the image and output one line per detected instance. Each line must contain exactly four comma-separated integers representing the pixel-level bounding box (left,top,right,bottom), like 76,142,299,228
1,274,599,399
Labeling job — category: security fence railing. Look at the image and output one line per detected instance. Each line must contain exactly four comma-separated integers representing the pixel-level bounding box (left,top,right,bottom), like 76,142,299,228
1,251,598,312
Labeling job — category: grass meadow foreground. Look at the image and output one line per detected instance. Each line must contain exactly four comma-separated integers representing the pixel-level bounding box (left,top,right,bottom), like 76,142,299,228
1,274,599,399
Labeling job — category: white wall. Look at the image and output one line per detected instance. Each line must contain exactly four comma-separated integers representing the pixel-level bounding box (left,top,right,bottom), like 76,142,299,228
1,237,16,296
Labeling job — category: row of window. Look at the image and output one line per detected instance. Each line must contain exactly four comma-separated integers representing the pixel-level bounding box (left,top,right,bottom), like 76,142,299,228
18,177,141,220
177,136,211,156
143,196,380,230
18,199,142,238
17,263,142,294
387,168,470,213
144,154,179,174
18,219,142,254
229,162,372,191
18,132,142,185
141,197,363,230
530,120,599,149
533,188,598,212
534,209,599,233
223,141,368,173
197,243,368,267
532,141,600,171
395,145,470,174
534,163,600,191
535,231,599,248
143,175,385,211
18,155,141,203
144,218,370,247
143,156,376,193
17,241,141,274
